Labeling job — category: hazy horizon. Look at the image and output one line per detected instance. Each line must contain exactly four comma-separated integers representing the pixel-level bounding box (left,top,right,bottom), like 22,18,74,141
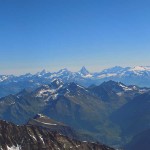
1,65,150,76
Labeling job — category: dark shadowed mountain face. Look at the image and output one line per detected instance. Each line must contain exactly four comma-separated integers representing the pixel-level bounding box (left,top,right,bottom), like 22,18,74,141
0,79,150,148
0,66,150,97
124,129,150,150
0,120,115,150
111,91,150,139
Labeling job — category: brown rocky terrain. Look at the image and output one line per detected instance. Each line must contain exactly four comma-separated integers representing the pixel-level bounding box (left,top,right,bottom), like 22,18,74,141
0,120,115,150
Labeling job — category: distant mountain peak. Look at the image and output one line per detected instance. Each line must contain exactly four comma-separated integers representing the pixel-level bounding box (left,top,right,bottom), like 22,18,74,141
101,66,126,74
101,80,121,88
36,69,48,76
41,69,47,74
130,66,150,71
57,68,70,74
111,66,124,69
79,66,89,75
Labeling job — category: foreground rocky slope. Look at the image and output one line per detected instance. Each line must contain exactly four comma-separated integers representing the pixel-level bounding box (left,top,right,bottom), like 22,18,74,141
28,114,92,141
0,120,114,150
28,114,77,138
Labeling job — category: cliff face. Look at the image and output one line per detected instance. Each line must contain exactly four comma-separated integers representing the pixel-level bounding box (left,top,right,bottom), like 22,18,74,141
0,120,114,150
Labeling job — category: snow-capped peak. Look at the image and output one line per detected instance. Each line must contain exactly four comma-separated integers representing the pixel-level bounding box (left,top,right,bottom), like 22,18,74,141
79,66,90,76
36,69,48,76
100,66,127,74
129,66,150,72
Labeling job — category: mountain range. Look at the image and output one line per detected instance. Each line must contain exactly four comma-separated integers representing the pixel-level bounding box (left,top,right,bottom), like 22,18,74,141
0,66,150,98
0,79,150,149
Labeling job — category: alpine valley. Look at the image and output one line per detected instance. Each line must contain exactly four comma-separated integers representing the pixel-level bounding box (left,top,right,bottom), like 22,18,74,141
0,70,150,150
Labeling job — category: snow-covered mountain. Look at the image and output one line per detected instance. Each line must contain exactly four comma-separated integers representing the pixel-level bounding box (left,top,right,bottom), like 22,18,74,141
94,66,150,88
99,66,150,77
1,65,150,82
0,66,150,97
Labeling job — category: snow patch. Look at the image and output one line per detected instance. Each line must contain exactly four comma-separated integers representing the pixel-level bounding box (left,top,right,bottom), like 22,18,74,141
77,85,88,91
52,93,59,100
119,83,132,91
7,145,21,150
116,92,123,96
36,89,56,97
34,119,57,126
39,121,57,126
39,135,44,144
37,114,45,118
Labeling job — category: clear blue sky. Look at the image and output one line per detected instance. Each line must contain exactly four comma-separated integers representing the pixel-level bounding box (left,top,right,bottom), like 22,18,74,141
0,0,150,75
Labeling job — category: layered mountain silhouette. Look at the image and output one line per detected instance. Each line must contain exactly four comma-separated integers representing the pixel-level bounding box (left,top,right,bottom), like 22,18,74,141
0,66,150,97
0,79,150,149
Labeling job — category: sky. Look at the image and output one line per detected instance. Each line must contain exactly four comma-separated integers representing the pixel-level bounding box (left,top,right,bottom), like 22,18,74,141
0,0,150,75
